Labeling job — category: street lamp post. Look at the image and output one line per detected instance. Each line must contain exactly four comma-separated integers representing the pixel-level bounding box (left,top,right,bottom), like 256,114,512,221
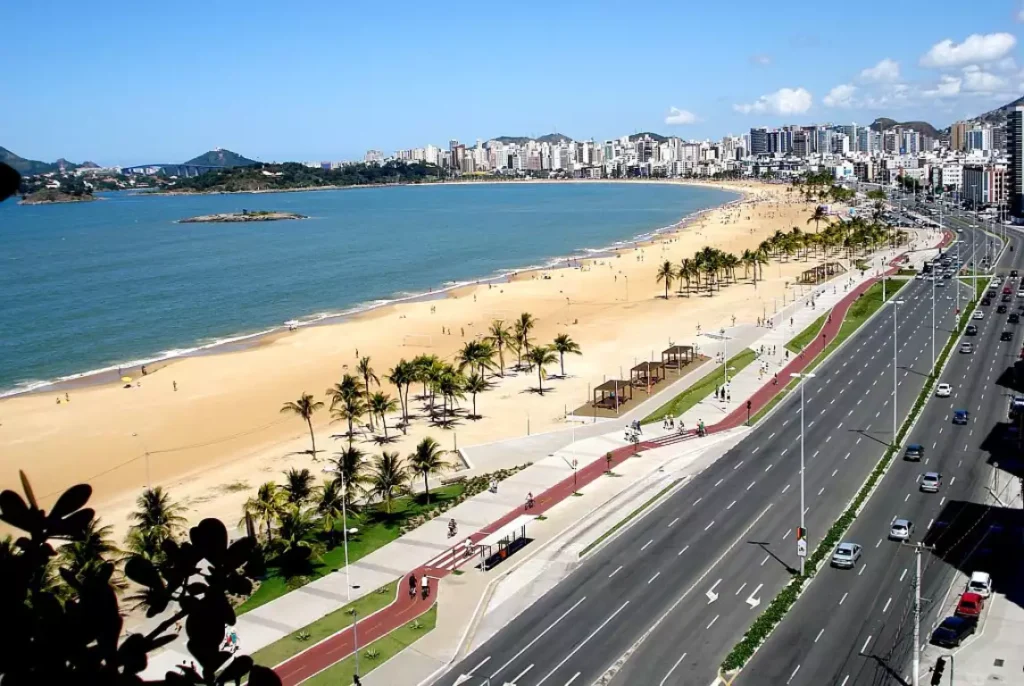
889,299,905,443
336,471,362,680
790,372,815,575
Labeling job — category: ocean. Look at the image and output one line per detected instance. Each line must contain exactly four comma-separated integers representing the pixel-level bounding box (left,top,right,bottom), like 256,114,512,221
0,182,737,395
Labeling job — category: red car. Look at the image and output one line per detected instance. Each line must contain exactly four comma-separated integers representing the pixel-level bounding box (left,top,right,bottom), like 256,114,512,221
955,592,985,618
1004,287,1013,295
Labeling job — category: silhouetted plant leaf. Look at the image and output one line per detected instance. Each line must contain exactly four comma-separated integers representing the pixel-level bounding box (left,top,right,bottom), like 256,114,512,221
0,490,33,532
125,556,164,590
49,508,95,540
48,484,92,521
116,633,149,674
247,665,283,686
217,655,254,684
191,519,228,562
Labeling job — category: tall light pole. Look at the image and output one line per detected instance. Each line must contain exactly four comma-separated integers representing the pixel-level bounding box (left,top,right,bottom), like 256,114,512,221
889,299,905,443
790,371,815,575
902,542,934,686
334,468,361,680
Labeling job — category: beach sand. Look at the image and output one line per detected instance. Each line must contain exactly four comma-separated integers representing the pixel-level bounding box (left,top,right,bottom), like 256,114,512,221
0,180,837,541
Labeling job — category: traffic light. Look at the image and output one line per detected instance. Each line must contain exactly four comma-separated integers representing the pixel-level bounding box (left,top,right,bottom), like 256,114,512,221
930,657,946,685
796,527,806,540
353,675,362,686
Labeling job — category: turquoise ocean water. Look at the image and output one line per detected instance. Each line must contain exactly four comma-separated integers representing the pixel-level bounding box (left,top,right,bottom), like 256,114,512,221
0,182,737,395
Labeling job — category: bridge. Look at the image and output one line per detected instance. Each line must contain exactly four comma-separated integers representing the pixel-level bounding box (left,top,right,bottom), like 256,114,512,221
121,163,226,178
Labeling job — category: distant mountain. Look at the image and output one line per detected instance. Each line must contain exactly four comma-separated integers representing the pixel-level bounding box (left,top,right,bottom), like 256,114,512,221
491,133,572,145
183,149,256,168
0,147,80,175
973,94,1024,126
628,132,669,143
869,118,940,139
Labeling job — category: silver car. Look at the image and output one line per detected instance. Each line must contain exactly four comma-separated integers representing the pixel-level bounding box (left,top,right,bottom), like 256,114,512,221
920,472,942,493
831,542,862,569
889,518,914,541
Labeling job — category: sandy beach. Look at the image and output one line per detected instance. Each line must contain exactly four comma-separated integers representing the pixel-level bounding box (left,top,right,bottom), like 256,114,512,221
0,179,835,540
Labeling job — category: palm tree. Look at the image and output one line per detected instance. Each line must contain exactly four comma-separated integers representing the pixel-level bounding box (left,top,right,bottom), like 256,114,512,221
436,366,466,424
552,333,582,377
656,260,675,299
679,258,695,295
514,312,536,368
330,445,365,511
385,360,415,431
274,504,320,571
330,393,367,447
408,437,448,503
281,467,315,505
241,481,282,543
485,320,513,377
327,373,365,411
281,392,324,458
525,345,559,396
808,205,828,236
125,486,187,561
316,478,347,544
464,372,488,419
368,391,399,441
58,517,124,590
456,340,495,377
356,357,379,430
366,451,409,514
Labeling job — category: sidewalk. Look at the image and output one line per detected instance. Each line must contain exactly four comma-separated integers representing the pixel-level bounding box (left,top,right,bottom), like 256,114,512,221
143,231,945,682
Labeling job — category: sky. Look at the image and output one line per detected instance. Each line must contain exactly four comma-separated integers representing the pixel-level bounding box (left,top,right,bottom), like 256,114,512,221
3,0,1023,166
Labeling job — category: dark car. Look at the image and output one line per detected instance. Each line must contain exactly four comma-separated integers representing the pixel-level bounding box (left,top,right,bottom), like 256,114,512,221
930,615,977,648
943,273,953,280
953,409,970,425
966,324,978,335
904,444,924,461
1001,331,1013,341
998,305,1008,314
1010,313,1020,324
982,298,991,306
1012,269,1019,277
1003,294,1012,302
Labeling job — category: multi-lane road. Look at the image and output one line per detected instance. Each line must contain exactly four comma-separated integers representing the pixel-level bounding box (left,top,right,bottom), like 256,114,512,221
437,223,997,686
740,213,1023,685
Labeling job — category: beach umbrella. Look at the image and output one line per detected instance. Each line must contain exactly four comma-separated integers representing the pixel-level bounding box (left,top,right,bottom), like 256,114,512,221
121,376,132,383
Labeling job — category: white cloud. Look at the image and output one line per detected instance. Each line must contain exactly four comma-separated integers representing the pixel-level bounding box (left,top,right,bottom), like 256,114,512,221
733,87,813,115
860,58,900,82
664,107,698,125
749,54,772,66
823,84,858,108
1018,8,1024,22
920,33,1017,68
923,75,962,98
961,65,1009,92
994,56,1018,72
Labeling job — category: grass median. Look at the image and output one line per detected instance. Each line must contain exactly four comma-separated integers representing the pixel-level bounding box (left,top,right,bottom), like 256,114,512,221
750,278,904,425
721,280,981,673
250,581,398,669
785,313,827,354
642,349,757,425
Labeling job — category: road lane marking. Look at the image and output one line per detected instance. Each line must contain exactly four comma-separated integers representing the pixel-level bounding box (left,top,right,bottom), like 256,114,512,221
752,447,760,454
678,545,689,556
733,461,743,470
787,665,801,684
488,596,586,679
694,497,703,506
861,635,873,654
783,528,791,541
736,582,747,596
706,614,719,630
727,500,737,510
714,479,724,488
900,569,907,582
609,566,623,579
883,597,892,613
669,518,679,527
782,484,791,494
704,521,715,531
781,448,788,457
815,628,824,643
467,656,491,676
747,481,756,491
564,673,580,686
658,653,688,686
761,554,769,566
844,451,851,460
648,572,661,584
641,540,653,551
876,538,883,548
533,601,630,686
813,450,820,458
511,664,534,684
840,592,848,605
765,464,773,473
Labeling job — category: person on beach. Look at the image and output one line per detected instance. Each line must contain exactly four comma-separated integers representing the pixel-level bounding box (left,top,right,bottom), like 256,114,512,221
173,381,177,392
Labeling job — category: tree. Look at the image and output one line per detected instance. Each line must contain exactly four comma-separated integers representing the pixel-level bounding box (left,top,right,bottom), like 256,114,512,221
366,452,409,514
656,260,675,299
329,445,365,513
408,437,448,504
436,366,466,424
0,473,280,685
125,486,187,562
281,467,315,505
464,372,488,419
330,392,367,447
808,205,828,235
514,312,536,367
273,504,320,571
368,391,399,441
58,517,123,590
316,478,347,544
485,320,513,376
356,357,379,430
281,392,324,458
552,333,582,377
525,345,559,395
385,360,415,431
241,481,282,543
456,340,495,377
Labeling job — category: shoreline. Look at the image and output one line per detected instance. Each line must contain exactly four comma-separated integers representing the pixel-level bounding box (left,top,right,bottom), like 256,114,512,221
3,180,745,400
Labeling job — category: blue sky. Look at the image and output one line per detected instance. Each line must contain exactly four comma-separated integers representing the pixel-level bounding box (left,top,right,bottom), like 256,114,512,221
3,0,1022,165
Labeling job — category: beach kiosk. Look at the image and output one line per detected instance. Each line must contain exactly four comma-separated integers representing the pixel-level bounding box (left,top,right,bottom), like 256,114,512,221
630,361,666,391
661,345,695,374
476,514,535,571
593,380,633,412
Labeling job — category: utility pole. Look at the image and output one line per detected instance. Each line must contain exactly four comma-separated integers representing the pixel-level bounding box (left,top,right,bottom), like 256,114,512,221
790,372,815,575
903,541,934,686
890,299,905,442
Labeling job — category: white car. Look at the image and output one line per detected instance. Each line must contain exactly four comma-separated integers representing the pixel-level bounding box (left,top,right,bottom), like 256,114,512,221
967,571,992,597
960,342,974,354
889,518,914,541
936,383,952,397
973,311,984,320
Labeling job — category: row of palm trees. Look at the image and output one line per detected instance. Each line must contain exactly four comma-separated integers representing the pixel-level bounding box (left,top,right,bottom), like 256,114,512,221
280,316,583,456
791,171,856,205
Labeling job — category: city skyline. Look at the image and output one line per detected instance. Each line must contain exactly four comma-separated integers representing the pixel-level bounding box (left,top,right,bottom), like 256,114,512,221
3,0,1023,165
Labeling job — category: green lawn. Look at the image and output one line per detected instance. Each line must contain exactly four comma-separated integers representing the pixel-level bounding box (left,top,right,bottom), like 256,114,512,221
303,605,437,686
238,484,465,614
750,278,903,425
250,581,398,669
642,349,758,424
785,313,828,354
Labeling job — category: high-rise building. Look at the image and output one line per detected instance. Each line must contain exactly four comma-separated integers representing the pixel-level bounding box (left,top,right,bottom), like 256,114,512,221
749,128,768,155
950,121,967,152
1009,106,1024,219
792,131,810,157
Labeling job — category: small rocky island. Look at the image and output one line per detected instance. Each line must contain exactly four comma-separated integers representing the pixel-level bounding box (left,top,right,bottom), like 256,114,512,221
19,189,97,205
179,210,308,223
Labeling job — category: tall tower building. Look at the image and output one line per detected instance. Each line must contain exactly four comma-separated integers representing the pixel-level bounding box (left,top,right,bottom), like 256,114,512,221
1009,106,1023,219
950,121,967,152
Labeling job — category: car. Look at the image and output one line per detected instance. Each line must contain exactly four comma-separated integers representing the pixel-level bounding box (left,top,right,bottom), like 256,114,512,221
967,571,992,597
1019,290,1024,298
1009,313,1020,324
943,273,952,280
973,311,984,320
988,290,998,299
889,518,913,541
920,472,942,493
955,592,985,618
1004,287,1013,295
1011,270,1019,278
981,298,991,306
931,616,978,647
1003,294,1012,303
830,542,862,569
1002,331,1014,341
915,273,923,280
966,324,978,336
936,280,946,288
953,409,970,424
904,444,924,461
936,383,952,397
960,342,973,354
998,305,1008,314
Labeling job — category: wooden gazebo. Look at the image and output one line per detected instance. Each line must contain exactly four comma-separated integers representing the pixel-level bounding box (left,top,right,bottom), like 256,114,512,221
593,380,633,412
800,262,844,284
630,361,666,389
662,345,695,372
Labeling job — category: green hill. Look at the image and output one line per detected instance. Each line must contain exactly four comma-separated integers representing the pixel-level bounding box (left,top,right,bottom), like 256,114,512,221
869,118,940,139
0,147,80,175
492,133,573,145
183,149,256,168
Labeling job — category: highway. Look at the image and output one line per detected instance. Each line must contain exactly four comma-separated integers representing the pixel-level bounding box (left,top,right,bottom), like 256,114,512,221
436,224,994,686
739,213,1022,686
